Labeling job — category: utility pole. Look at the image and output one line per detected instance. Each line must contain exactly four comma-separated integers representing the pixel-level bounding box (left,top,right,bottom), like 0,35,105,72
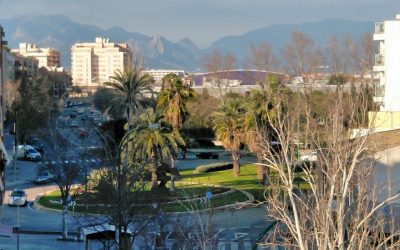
13,108,17,181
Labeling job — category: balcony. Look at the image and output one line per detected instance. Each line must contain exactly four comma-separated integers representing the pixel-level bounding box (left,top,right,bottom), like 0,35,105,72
373,96,384,104
375,54,384,66
375,22,385,33
374,54,385,72
374,22,385,40
374,86,385,98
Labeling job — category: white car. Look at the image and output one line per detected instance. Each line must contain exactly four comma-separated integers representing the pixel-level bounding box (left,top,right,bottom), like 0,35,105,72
17,145,42,161
8,189,28,206
300,151,318,162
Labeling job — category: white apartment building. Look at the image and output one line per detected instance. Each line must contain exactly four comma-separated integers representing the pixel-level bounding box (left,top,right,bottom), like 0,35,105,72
143,69,185,85
369,15,400,130
71,37,132,88
373,15,400,111
11,43,60,70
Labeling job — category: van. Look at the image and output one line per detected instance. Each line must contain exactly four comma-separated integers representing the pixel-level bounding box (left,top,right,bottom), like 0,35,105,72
17,145,42,161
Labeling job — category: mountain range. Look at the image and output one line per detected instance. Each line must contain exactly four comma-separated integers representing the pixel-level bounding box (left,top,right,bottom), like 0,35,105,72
0,15,374,71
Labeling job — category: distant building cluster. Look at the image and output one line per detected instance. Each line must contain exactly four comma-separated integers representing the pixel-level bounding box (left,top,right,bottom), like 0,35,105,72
142,69,185,85
71,37,132,88
11,43,61,70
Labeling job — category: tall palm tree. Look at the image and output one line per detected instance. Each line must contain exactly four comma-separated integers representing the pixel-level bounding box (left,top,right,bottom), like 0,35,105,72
156,74,193,191
244,89,275,184
103,67,154,122
156,73,194,129
244,76,281,184
213,98,245,177
124,109,184,189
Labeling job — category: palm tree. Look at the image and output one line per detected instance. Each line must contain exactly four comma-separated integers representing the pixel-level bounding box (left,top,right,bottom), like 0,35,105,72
244,76,281,184
102,67,154,122
124,109,184,189
244,89,275,184
156,73,194,129
213,98,245,177
156,74,193,191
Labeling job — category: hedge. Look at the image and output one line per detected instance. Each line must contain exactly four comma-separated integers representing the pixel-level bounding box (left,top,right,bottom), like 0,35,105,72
194,162,233,173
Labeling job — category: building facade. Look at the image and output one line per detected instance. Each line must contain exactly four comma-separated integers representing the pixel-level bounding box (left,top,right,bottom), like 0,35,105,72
373,15,400,111
11,43,60,70
71,37,132,88
0,26,10,208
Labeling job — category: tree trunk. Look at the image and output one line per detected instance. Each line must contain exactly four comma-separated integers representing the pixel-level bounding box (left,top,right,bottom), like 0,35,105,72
62,204,68,239
232,151,240,177
151,158,158,190
170,155,176,192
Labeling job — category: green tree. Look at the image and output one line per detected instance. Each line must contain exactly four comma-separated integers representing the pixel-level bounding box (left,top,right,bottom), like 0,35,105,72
100,67,154,120
124,109,184,189
156,73,194,129
213,98,245,177
156,73,194,191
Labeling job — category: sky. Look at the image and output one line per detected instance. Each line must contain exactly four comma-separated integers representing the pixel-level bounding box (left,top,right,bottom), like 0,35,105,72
0,0,399,48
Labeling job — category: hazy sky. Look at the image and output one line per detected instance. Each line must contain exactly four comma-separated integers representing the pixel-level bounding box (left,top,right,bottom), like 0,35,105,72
0,0,399,48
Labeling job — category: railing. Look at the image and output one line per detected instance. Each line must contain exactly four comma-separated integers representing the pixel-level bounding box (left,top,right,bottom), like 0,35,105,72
375,22,385,34
375,54,384,66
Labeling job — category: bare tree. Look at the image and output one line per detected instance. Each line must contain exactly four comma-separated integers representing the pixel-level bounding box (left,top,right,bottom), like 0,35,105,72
283,31,315,82
202,50,236,99
258,87,400,249
42,128,82,240
82,130,153,250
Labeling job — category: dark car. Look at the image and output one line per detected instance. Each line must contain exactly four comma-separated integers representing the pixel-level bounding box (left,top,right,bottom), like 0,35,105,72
196,152,219,159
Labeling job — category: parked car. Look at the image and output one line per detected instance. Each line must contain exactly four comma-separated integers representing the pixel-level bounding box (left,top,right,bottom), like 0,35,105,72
196,152,219,159
70,120,79,128
17,145,42,161
300,151,318,162
34,171,55,184
8,189,27,206
79,129,87,137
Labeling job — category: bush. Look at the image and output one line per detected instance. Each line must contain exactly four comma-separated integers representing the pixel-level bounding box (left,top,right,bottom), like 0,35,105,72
194,162,233,173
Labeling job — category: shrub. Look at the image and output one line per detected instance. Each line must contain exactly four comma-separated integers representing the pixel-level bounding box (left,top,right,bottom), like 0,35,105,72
194,162,233,173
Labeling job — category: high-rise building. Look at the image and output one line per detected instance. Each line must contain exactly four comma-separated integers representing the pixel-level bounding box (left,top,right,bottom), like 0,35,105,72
11,43,60,70
71,37,132,88
369,15,400,130
0,26,11,208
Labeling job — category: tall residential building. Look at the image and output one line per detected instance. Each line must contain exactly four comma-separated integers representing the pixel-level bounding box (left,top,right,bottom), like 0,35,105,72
369,15,400,130
71,37,132,88
0,26,11,209
373,15,400,111
11,43,60,70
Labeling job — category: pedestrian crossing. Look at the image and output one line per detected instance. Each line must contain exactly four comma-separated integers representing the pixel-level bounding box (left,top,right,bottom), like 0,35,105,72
41,158,103,166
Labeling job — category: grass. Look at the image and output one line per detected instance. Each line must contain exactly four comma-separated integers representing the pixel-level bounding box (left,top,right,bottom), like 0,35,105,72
179,163,267,200
38,188,248,214
38,163,310,214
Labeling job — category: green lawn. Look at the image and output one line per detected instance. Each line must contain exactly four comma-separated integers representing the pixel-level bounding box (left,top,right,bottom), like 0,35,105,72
179,163,267,200
38,163,309,214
